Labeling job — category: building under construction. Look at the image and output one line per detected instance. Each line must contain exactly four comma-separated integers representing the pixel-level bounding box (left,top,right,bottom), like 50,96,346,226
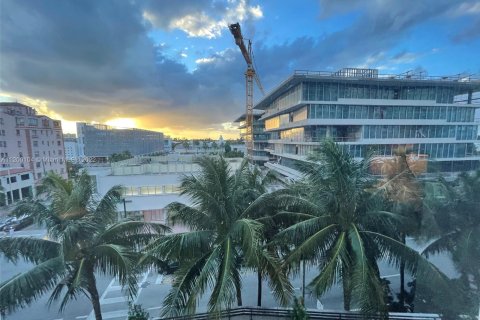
235,68,480,179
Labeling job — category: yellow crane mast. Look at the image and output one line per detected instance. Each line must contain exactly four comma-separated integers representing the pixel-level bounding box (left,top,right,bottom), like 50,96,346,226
229,22,264,162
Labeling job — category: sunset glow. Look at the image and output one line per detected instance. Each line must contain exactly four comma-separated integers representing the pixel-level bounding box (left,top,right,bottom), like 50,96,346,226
105,118,137,129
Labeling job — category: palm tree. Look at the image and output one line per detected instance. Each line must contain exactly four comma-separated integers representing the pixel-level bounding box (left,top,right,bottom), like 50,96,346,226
243,165,287,307
377,151,423,309
423,170,480,318
274,140,447,315
0,172,167,320
146,157,291,317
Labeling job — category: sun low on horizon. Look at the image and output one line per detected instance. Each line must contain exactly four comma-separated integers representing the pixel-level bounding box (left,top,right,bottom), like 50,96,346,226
105,118,137,129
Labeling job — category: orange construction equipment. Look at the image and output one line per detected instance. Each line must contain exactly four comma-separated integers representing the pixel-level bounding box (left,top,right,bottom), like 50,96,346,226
229,22,265,162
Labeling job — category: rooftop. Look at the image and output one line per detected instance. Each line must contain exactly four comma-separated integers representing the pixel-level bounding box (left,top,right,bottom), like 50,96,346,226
255,68,480,110
0,168,31,177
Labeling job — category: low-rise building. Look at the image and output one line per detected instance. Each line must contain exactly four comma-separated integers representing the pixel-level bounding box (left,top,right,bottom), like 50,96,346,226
85,154,243,231
0,168,34,206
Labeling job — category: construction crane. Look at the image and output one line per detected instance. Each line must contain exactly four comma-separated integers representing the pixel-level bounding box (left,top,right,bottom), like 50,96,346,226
229,22,265,162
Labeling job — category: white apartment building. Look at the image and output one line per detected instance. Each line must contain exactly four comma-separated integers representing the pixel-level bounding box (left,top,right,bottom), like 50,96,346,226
0,168,34,205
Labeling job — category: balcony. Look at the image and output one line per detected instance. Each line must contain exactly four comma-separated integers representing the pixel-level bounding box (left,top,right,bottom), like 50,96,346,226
268,136,359,144
156,307,441,320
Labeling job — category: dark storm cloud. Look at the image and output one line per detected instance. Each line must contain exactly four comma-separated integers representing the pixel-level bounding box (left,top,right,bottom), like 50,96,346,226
0,0,243,128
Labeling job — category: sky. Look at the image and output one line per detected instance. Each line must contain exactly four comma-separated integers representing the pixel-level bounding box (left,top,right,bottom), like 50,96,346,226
1,0,479,139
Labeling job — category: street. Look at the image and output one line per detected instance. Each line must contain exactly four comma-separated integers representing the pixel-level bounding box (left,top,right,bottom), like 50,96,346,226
0,227,457,320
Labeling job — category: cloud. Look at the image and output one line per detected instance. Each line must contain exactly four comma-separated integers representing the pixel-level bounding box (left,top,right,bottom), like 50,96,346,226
195,57,217,64
143,0,264,39
0,0,249,136
0,0,478,139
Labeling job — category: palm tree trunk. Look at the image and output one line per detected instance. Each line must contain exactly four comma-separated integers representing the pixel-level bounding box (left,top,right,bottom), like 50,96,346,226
257,269,262,307
86,268,103,320
342,276,352,311
236,283,243,307
399,233,406,307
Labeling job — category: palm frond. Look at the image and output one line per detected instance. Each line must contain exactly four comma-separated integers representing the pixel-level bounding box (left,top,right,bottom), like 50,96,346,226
167,202,212,230
208,239,237,313
100,221,170,248
146,230,214,261
0,257,65,313
92,185,123,225
161,253,211,317
231,218,263,264
349,226,387,315
259,249,293,306
362,230,449,287
309,231,347,297
92,244,136,297
0,237,61,264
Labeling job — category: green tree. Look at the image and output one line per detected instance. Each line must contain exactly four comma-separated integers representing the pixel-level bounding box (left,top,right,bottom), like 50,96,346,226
66,160,82,180
224,142,232,154
274,140,446,315
109,151,133,162
243,166,288,307
422,171,480,319
0,172,167,320
147,157,291,317
182,140,190,151
202,141,209,153
377,151,423,310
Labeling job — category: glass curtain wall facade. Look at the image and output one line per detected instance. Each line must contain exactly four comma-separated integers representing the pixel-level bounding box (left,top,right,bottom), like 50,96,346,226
234,112,270,165
255,68,480,175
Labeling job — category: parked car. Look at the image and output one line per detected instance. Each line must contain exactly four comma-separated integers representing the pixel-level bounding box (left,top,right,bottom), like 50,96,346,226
0,215,33,231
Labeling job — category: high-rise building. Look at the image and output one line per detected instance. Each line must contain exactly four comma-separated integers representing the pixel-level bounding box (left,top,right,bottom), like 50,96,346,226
249,68,480,178
0,102,67,181
234,110,270,165
76,122,164,160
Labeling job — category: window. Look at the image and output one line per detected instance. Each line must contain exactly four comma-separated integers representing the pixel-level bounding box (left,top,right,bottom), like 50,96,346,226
53,121,60,128
21,174,29,181
16,129,21,136
0,118,3,125
33,141,38,147
19,152,23,157
8,176,17,184
57,141,61,146
28,118,38,126
32,130,37,137
17,141,22,147
15,117,25,126
34,151,39,157
36,162,41,168
37,173,42,179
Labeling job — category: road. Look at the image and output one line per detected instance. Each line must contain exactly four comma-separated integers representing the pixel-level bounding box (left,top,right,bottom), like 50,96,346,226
0,227,457,320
